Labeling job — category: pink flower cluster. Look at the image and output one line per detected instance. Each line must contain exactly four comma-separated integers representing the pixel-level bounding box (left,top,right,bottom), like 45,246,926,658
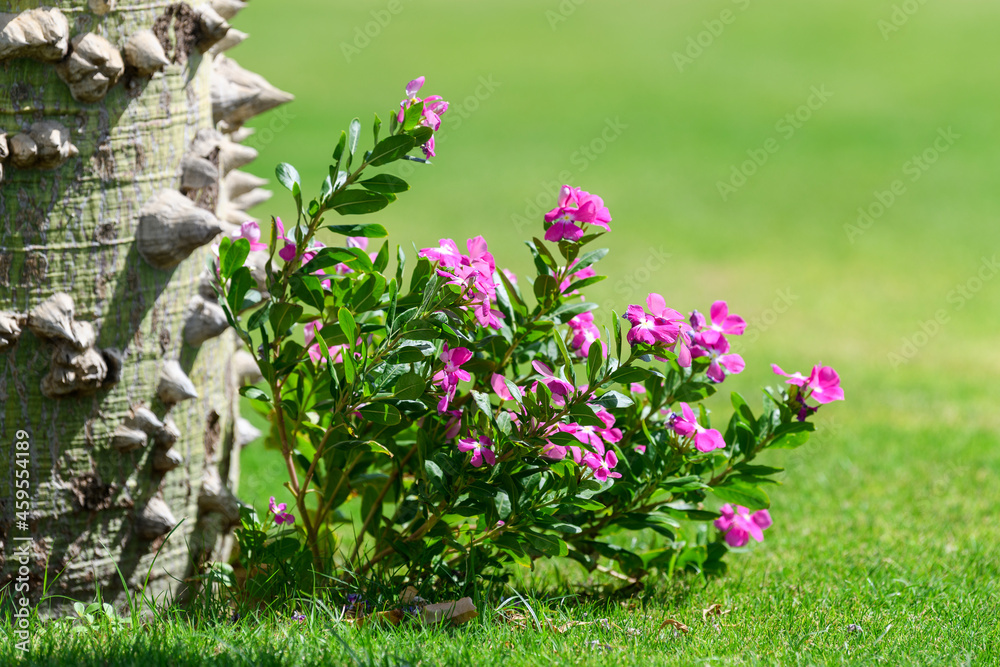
686,301,746,382
269,496,295,525
714,504,772,547
432,344,473,413
772,363,844,420
398,76,449,158
549,408,624,482
419,236,502,329
544,185,612,242
625,295,747,384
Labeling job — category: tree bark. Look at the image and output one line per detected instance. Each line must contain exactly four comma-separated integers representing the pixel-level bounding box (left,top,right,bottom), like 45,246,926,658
0,0,288,611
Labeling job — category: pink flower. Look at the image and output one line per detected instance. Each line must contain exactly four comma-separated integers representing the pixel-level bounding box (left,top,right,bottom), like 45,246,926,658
545,221,584,243
231,221,267,252
269,496,295,525
669,402,726,452
443,409,463,440
582,442,622,482
714,504,772,547
568,311,603,359
625,299,683,347
691,330,745,383
544,185,612,233
419,237,502,330
491,373,519,402
771,364,809,386
804,365,844,404
531,360,575,396
690,301,746,336
457,436,496,467
433,344,473,412
398,76,448,158
274,217,297,262
772,364,845,404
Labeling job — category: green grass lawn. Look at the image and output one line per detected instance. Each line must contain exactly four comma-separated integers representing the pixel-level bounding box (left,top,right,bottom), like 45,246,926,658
7,0,1000,664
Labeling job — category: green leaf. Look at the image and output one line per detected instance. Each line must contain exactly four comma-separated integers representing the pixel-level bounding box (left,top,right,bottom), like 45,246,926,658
552,300,597,323
239,386,269,403
531,238,559,270
735,463,785,476
226,266,253,316
299,247,366,274
289,275,325,311
731,392,756,425
612,310,623,361
586,338,603,385
402,101,424,131
609,366,650,384
338,307,358,345
220,238,249,279
360,174,410,194
495,490,512,520
358,402,401,425
347,118,361,159
269,303,303,335
247,302,271,332
332,131,347,162
373,241,390,273
407,126,433,147
372,113,382,144
768,421,815,449
592,390,633,409
533,275,560,304
770,430,811,449
321,170,337,201
525,530,568,557
425,460,445,492
325,222,388,238
572,248,609,273
369,135,416,166
394,372,425,400
713,481,770,510
327,189,391,216
275,163,300,193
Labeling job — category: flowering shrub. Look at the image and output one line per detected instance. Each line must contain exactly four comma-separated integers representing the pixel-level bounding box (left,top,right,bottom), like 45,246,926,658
216,77,844,588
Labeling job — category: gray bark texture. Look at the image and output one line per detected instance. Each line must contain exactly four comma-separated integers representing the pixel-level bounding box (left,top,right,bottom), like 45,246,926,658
0,0,288,612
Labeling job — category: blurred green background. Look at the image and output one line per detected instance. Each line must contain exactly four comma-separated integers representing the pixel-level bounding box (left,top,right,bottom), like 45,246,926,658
229,0,1000,581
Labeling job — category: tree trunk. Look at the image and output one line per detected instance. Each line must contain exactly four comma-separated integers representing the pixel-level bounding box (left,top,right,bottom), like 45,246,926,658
0,0,289,611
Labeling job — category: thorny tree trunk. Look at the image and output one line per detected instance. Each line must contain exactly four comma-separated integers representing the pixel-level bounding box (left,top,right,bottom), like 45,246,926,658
0,0,290,611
